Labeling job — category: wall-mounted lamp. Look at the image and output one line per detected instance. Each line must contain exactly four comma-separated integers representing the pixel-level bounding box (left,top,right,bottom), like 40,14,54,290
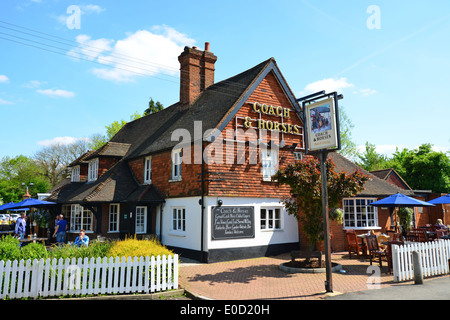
217,199,223,207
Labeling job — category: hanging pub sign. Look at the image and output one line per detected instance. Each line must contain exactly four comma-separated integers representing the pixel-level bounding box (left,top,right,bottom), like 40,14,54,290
302,92,341,154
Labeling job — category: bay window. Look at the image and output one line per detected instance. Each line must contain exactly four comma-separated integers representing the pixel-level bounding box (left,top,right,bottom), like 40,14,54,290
343,198,378,229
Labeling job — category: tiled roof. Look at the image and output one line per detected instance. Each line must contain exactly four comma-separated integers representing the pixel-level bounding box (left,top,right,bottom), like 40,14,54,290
329,152,415,197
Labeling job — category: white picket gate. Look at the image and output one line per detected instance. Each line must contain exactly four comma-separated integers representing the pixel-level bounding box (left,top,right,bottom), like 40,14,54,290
0,254,178,299
392,240,450,282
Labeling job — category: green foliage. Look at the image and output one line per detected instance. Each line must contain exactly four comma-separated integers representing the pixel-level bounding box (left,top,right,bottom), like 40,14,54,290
389,144,450,193
144,98,164,115
356,141,389,171
357,142,450,193
0,155,51,203
0,235,20,261
108,236,173,261
88,98,163,151
273,155,369,247
0,236,171,262
19,242,49,261
397,207,414,236
337,106,357,158
49,241,114,260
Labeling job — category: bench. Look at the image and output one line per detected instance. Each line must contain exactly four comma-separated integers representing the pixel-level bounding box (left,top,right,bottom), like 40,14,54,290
290,250,322,266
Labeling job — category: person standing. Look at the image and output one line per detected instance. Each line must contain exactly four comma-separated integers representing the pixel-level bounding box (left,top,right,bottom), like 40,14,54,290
53,214,67,246
15,212,27,248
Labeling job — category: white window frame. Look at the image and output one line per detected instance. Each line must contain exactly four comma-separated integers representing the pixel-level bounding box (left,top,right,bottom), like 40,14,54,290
343,198,379,229
171,207,186,233
69,204,93,232
109,203,120,233
135,206,147,234
88,158,99,182
71,165,80,182
261,148,278,181
144,156,152,184
171,149,182,180
260,207,283,231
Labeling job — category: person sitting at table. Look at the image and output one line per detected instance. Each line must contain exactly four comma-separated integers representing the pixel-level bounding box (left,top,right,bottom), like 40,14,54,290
73,229,89,247
435,219,448,230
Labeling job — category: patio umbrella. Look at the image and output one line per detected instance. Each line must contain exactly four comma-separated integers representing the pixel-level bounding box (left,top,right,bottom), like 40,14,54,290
428,194,450,204
369,193,435,228
6,198,56,210
0,202,17,211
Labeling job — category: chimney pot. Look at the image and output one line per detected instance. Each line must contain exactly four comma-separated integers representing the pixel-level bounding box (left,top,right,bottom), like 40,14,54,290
178,42,217,108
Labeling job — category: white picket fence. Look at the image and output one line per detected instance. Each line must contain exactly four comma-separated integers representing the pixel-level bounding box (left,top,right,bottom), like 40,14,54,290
0,254,178,299
392,240,450,282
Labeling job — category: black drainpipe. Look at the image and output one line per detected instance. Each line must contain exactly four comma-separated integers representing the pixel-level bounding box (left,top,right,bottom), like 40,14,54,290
200,141,205,263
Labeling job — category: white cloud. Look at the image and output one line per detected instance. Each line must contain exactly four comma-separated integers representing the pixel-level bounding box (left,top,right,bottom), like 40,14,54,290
0,98,13,105
36,89,75,98
23,80,45,88
70,25,196,82
354,88,377,96
0,75,9,83
68,35,113,61
37,136,90,147
303,77,354,94
80,4,105,14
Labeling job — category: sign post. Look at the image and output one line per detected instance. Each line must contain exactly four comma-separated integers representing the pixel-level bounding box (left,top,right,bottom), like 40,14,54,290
298,91,342,293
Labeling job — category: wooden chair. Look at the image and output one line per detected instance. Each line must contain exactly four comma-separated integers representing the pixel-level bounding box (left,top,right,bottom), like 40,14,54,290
366,234,387,267
435,229,448,239
406,230,420,242
377,234,389,251
345,230,366,259
386,240,404,274
417,229,429,242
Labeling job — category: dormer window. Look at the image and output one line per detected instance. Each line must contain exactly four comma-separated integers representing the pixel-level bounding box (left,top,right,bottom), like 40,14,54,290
144,156,152,184
71,165,80,182
88,158,99,182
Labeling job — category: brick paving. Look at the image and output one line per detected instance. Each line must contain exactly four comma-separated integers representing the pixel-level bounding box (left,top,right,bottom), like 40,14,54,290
178,252,411,300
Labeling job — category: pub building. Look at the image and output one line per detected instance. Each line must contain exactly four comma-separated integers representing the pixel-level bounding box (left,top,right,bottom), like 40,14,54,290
46,43,444,262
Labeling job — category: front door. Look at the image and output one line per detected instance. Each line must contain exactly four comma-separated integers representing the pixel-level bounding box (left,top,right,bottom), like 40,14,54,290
135,206,147,234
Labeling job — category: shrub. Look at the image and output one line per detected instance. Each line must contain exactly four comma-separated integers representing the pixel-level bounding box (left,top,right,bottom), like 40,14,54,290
0,235,20,261
108,237,173,261
19,242,48,261
49,241,114,260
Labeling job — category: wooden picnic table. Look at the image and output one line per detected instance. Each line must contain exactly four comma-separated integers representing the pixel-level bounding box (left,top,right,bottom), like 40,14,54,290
19,237,48,244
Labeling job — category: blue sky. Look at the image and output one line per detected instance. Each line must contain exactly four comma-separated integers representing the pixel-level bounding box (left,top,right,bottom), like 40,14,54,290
0,0,449,160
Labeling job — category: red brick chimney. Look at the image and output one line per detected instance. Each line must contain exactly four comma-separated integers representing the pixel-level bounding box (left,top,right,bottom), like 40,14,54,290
178,42,217,109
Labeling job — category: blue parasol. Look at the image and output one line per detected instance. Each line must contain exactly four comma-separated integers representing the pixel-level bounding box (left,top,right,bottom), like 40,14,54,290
369,193,435,228
428,194,450,204
6,198,56,210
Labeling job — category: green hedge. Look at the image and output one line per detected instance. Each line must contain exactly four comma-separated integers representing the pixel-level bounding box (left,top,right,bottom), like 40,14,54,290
0,235,172,262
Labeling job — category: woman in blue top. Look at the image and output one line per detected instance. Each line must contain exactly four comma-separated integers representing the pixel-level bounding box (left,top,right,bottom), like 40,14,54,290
74,229,89,247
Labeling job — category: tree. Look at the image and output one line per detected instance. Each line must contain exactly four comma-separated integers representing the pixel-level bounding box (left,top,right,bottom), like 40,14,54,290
389,144,450,193
337,106,357,158
0,155,51,203
88,98,163,150
144,97,164,115
34,139,89,187
273,155,369,249
356,141,389,171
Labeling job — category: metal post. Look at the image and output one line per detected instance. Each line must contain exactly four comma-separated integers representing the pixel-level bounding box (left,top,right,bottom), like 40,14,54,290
319,151,333,293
